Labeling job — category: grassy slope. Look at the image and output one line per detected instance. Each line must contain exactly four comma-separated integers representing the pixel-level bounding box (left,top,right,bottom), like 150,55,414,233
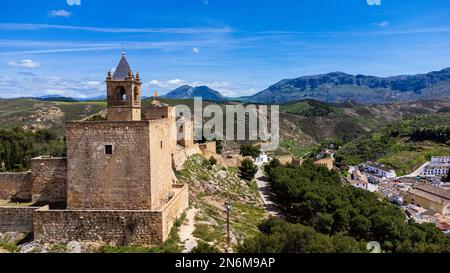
177,155,265,251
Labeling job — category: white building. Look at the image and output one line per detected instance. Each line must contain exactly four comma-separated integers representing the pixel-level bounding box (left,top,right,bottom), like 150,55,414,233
422,164,450,176
422,156,450,176
254,152,272,165
347,166,369,190
431,156,450,164
363,162,397,179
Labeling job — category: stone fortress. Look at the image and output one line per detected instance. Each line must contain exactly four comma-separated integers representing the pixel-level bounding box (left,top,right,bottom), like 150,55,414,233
0,53,216,246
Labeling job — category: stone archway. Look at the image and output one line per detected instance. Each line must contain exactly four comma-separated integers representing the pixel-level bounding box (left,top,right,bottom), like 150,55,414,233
115,86,127,101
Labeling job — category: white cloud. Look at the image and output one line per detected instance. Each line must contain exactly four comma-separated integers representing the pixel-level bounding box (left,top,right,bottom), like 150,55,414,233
49,10,72,18
192,47,200,54
45,89,66,95
367,0,381,6
0,23,233,34
375,21,390,27
7,59,40,68
168,79,186,85
66,0,81,6
0,74,107,98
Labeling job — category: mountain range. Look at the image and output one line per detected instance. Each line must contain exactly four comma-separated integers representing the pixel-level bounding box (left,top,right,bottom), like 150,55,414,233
8,67,450,104
248,68,450,104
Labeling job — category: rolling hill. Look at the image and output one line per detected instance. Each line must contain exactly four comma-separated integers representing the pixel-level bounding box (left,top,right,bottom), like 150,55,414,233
1,97,449,157
249,68,450,104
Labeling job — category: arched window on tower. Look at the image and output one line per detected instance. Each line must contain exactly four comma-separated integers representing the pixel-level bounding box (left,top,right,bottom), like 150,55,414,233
115,86,127,101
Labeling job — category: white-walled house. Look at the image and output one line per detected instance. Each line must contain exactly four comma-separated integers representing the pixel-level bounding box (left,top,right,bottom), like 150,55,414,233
347,166,369,190
422,156,450,176
431,156,450,164
363,162,397,179
254,152,272,165
422,164,450,176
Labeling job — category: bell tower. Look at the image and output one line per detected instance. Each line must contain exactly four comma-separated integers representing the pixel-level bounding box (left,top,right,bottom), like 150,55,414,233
106,52,142,121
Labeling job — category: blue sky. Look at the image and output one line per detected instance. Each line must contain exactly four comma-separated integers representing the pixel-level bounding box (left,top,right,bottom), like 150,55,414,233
0,0,450,98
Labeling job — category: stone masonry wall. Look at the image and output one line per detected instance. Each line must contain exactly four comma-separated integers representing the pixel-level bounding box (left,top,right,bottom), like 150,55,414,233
33,184,188,245
0,206,41,233
149,119,174,209
161,184,189,240
31,157,67,205
33,207,164,245
0,172,32,201
66,121,152,210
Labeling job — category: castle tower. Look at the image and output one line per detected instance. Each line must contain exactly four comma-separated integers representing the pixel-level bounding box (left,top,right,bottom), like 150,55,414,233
106,52,142,121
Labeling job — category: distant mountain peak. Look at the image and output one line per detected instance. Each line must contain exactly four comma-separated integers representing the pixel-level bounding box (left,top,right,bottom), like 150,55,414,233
163,85,225,101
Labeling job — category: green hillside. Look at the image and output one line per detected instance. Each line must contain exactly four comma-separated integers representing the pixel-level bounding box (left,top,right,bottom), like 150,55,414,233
337,113,450,175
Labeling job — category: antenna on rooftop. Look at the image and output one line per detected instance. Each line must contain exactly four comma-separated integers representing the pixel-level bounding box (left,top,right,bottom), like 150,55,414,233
122,42,125,56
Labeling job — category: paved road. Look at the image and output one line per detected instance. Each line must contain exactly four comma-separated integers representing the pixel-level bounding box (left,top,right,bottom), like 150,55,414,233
254,166,282,218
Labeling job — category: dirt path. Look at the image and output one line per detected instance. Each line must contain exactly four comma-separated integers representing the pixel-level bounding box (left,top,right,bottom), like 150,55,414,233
255,167,283,218
179,208,198,253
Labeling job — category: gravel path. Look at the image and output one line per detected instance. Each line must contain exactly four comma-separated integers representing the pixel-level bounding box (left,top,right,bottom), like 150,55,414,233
179,208,198,253
255,166,283,218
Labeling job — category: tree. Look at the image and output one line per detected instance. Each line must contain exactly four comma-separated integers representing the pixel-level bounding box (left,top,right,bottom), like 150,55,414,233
443,169,450,182
261,161,450,253
239,159,258,181
209,156,217,166
215,139,223,154
238,217,364,253
0,128,66,172
190,242,221,253
239,144,260,158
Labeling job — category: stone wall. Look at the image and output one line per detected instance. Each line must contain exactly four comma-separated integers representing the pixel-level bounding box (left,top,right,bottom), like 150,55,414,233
66,121,153,210
177,119,194,148
0,206,41,233
33,184,188,245
199,142,217,156
31,157,67,205
172,145,202,171
161,184,189,240
0,172,32,201
33,207,164,245
149,119,174,209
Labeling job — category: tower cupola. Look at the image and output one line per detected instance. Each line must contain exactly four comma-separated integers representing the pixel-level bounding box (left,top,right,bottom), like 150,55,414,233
106,52,142,121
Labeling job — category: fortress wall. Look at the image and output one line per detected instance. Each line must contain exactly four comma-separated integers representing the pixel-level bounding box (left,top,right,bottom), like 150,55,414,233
0,206,41,233
149,119,174,209
161,184,189,240
31,157,67,205
199,142,217,155
33,207,164,245
172,144,202,171
33,184,188,245
65,121,152,210
0,172,32,201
